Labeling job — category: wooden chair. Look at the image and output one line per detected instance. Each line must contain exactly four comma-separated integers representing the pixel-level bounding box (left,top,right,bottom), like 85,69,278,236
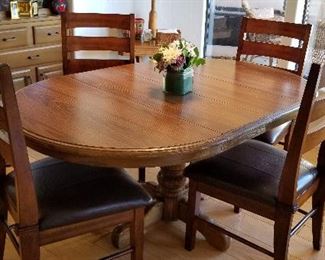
241,0,282,67
61,12,135,74
184,63,325,260
61,12,147,182
237,17,311,75
236,17,311,151
0,63,152,259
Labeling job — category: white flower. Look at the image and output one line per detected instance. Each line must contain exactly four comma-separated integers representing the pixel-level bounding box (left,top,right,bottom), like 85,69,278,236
151,38,204,73
161,46,182,65
188,47,196,57
169,40,180,49
183,41,196,57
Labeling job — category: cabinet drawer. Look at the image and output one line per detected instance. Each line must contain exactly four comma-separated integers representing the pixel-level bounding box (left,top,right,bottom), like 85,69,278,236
12,68,35,91
37,63,63,81
0,45,62,68
34,25,61,44
0,28,28,49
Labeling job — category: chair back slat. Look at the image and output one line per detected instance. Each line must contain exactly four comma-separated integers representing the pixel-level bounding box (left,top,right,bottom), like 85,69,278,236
240,41,303,64
244,18,311,40
310,98,325,122
0,64,38,226
0,136,13,166
301,93,325,153
303,126,325,154
61,12,135,75
0,106,8,131
66,36,131,53
237,17,311,75
64,13,132,30
278,63,323,205
65,59,131,75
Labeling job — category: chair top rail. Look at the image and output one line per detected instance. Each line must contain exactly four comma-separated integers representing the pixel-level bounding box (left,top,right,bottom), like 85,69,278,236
62,13,133,30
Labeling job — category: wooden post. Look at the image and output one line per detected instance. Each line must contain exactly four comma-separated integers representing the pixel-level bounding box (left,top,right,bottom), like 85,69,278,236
149,0,157,38
157,164,187,221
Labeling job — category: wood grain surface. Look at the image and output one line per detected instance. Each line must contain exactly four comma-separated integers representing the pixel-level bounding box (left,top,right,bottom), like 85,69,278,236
16,59,306,168
135,40,159,57
15,61,307,248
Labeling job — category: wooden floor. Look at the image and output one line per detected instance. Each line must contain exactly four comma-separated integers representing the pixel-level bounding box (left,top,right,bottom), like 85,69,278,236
3,148,325,259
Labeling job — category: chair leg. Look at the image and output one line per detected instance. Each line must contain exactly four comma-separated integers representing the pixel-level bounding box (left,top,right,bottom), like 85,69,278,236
0,159,6,260
130,208,144,260
234,205,240,213
138,167,146,183
19,226,40,260
312,193,324,250
274,209,293,260
185,180,201,251
0,212,7,260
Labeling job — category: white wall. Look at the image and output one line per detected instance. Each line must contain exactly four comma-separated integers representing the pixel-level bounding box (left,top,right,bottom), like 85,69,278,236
134,0,206,53
71,0,206,53
72,0,134,13
71,0,135,59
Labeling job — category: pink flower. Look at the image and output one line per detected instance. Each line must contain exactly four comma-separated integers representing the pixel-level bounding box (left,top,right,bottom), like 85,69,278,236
175,55,185,67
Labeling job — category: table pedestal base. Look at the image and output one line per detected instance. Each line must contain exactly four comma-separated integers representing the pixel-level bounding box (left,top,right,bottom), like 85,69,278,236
157,164,187,220
111,200,230,251
112,164,230,251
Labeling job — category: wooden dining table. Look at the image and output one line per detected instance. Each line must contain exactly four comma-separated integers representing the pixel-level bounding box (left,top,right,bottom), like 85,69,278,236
16,59,306,250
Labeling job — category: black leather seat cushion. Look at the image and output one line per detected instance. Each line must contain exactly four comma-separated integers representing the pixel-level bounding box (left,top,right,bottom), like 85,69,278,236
5,158,153,230
185,140,318,205
254,121,291,145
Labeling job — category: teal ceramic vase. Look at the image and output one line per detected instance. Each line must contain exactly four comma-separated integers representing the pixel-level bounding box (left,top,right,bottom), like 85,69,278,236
163,67,193,96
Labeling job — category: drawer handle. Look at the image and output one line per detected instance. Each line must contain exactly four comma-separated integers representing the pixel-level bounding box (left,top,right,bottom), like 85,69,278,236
2,36,16,42
47,32,60,36
39,73,48,80
27,54,40,60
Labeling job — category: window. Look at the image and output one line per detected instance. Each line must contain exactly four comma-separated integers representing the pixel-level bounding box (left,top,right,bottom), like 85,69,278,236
303,0,325,75
205,0,286,59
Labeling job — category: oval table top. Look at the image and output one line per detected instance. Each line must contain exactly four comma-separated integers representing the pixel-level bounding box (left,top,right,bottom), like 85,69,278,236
16,59,306,167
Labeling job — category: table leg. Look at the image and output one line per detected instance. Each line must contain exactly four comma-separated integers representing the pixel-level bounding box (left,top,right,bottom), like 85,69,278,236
157,164,187,221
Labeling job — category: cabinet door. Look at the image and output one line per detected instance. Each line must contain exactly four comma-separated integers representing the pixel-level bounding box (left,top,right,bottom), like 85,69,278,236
12,68,35,91
33,25,61,45
0,27,28,50
0,44,62,69
37,63,63,81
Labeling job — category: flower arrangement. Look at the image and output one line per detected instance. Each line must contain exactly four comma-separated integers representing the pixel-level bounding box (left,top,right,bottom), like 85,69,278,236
152,39,205,73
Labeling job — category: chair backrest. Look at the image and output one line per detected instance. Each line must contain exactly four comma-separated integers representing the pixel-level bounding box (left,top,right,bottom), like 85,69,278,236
278,63,325,205
0,64,38,226
236,17,311,75
61,12,135,75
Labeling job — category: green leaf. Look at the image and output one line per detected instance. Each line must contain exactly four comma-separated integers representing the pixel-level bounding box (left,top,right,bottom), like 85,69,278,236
152,53,163,62
179,39,183,49
196,58,205,66
194,47,199,57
